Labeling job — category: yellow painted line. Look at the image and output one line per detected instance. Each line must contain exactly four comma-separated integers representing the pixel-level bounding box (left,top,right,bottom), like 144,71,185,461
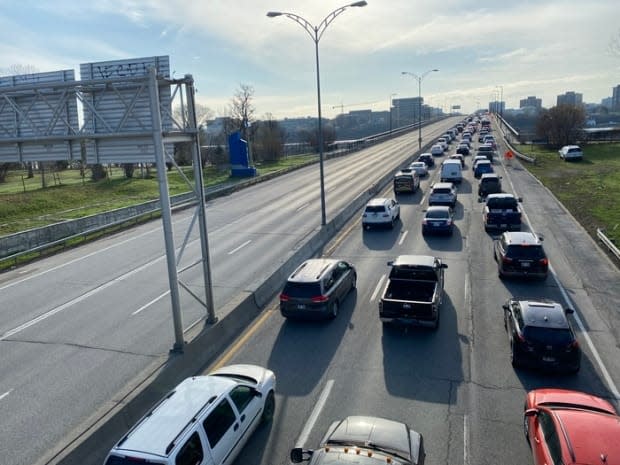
208,305,277,372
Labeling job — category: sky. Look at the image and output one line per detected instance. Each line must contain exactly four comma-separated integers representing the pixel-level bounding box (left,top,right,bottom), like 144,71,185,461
1,0,619,120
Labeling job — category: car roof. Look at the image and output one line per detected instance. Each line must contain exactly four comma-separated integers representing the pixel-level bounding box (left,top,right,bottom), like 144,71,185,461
426,205,451,213
392,255,437,267
502,231,541,245
518,300,570,329
432,182,454,189
115,376,236,457
288,258,339,283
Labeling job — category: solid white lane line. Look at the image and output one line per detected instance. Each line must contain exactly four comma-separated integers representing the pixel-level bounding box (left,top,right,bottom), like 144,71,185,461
505,161,620,401
296,379,334,447
370,275,386,302
399,230,409,245
227,240,251,255
132,291,170,316
0,257,165,341
464,415,469,465
0,390,12,401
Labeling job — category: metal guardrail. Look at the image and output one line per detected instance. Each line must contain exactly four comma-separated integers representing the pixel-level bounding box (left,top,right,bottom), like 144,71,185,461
597,228,620,261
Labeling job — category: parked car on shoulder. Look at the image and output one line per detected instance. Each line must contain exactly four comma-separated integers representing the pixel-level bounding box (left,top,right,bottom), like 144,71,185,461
503,298,580,372
422,206,454,236
493,231,549,280
362,197,400,229
104,364,276,465
428,182,457,208
290,416,425,465
417,153,435,168
280,258,357,320
558,144,583,161
524,389,620,465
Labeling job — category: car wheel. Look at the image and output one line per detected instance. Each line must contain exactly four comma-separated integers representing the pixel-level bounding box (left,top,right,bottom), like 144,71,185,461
261,391,275,423
350,274,357,291
523,414,530,446
389,218,395,229
329,300,339,319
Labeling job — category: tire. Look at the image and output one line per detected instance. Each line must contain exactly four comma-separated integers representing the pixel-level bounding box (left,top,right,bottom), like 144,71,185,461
523,415,530,446
329,300,339,319
350,274,357,291
261,391,275,423
389,218,395,229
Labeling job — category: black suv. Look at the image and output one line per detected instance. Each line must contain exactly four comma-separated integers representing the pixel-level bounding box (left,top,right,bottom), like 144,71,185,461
493,232,548,279
502,298,580,372
279,259,356,320
417,153,435,168
478,173,502,197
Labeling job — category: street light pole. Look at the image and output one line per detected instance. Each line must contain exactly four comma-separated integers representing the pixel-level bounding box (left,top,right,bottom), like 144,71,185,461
402,69,438,151
267,1,368,226
389,93,397,133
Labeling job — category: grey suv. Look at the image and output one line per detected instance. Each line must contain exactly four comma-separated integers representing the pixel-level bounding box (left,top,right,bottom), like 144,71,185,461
279,259,357,320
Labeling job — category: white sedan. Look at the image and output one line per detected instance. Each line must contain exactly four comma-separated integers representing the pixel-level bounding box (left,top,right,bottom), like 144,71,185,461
409,161,428,177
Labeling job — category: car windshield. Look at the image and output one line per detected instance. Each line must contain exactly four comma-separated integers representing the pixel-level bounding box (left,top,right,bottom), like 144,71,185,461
506,245,545,259
523,327,573,345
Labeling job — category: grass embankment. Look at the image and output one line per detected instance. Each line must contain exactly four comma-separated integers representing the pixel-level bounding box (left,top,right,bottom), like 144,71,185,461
516,143,620,247
0,154,317,237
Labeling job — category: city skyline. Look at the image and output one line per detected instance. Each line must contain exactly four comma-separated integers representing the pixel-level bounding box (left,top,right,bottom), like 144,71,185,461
1,0,619,119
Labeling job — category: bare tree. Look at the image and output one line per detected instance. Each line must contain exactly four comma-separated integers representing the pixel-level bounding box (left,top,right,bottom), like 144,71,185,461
254,113,286,162
536,104,586,147
230,84,256,134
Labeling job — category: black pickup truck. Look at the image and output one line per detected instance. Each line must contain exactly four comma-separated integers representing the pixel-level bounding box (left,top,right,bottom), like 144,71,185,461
379,255,447,330
483,193,522,232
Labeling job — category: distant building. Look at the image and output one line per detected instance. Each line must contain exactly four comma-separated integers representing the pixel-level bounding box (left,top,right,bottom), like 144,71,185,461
612,85,620,111
519,96,542,110
392,97,423,126
557,91,583,106
488,101,505,114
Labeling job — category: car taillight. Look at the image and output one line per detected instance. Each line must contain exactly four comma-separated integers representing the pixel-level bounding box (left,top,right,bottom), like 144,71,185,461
540,258,549,266
502,256,513,264
422,219,428,225
279,293,290,302
311,295,329,303
382,213,389,217
567,340,580,351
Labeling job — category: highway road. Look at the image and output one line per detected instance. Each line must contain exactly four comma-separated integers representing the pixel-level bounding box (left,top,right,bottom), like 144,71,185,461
1,116,619,465
0,117,460,465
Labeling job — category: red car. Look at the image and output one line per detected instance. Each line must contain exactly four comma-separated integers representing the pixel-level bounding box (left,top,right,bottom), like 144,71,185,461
524,388,620,465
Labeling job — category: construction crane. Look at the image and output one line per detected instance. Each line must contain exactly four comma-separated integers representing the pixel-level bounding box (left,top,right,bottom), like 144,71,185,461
331,100,381,115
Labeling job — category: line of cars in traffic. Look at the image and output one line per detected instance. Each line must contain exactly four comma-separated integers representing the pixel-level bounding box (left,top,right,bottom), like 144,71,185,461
102,116,618,465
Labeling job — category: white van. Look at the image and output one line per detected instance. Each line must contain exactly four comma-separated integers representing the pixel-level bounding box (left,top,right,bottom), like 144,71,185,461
103,364,276,465
440,159,462,184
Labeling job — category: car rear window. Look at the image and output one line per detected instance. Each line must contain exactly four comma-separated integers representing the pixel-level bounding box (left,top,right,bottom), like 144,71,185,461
432,188,451,194
487,198,516,209
426,210,449,219
283,282,321,298
365,205,386,213
523,327,573,345
506,245,545,259
478,146,493,152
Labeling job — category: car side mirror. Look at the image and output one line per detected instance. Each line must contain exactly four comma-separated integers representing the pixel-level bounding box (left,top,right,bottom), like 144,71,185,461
565,308,575,314
524,408,539,418
502,304,509,311
290,448,312,463
387,260,394,267
441,263,448,269
517,197,523,202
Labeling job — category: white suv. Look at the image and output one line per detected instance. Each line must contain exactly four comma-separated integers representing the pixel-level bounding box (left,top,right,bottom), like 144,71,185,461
362,197,400,229
104,365,276,465
558,145,583,161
